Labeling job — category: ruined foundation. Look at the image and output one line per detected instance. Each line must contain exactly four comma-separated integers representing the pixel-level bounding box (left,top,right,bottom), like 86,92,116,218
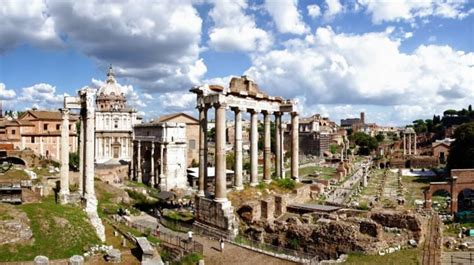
193,196,238,239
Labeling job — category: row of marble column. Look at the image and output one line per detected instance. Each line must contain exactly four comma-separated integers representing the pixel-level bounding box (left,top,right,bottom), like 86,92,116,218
403,133,417,156
132,140,165,189
198,103,299,202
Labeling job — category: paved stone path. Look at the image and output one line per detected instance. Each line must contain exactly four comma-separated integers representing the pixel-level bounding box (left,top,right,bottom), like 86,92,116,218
194,235,296,265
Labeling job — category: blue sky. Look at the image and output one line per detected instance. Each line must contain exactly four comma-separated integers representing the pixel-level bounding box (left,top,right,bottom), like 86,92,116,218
0,0,473,126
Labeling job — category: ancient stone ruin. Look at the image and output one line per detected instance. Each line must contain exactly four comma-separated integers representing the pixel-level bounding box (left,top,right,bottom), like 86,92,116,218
190,76,299,239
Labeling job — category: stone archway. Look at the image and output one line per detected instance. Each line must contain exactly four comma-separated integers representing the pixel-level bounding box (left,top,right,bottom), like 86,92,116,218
458,188,474,212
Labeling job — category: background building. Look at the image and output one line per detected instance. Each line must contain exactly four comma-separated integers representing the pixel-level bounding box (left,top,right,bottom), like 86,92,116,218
0,110,78,160
153,113,199,166
95,66,141,163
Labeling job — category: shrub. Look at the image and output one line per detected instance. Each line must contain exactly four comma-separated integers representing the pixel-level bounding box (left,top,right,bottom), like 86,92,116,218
275,178,296,190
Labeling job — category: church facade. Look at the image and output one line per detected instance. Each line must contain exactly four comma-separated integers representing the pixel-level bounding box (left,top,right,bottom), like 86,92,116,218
95,66,141,163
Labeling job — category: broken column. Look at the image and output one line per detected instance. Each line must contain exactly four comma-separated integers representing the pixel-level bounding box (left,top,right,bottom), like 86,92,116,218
59,108,70,204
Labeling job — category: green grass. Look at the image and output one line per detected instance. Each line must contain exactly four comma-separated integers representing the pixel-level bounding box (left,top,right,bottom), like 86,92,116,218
344,248,421,265
0,168,29,180
175,253,203,265
0,196,100,261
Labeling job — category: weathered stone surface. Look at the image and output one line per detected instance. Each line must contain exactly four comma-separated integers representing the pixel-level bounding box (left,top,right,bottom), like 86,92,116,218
237,202,260,224
370,211,422,232
0,204,33,245
359,220,381,238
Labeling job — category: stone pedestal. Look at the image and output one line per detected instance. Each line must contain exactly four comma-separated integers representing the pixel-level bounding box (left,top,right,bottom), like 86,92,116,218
193,196,238,239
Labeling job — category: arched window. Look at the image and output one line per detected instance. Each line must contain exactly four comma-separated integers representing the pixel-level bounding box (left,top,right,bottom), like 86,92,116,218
114,119,119,129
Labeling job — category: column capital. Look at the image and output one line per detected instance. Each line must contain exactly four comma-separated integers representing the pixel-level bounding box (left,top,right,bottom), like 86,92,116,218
197,104,210,111
262,110,273,115
59,108,70,115
248,108,261,114
231,106,244,113
274,111,283,117
291,111,299,117
213,102,227,109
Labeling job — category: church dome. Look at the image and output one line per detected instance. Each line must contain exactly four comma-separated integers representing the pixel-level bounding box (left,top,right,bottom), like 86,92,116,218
97,65,123,97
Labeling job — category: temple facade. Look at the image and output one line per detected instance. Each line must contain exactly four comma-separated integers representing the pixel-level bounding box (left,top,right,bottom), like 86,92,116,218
94,66,140,163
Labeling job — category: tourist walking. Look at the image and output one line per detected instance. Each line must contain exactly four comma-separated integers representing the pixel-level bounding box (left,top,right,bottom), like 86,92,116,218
220,238,225,252
188,230,193,243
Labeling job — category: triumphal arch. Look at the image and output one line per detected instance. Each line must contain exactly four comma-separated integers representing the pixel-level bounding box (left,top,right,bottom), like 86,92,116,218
190,76,299,239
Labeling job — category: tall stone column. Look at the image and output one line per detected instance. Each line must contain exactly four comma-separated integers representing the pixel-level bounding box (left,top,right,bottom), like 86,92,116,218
159,143,166,191
263,111,271,183
281,120,285,178
403,133,406,156
84,93,96,200
233,108,243,190
79,116,84,195
59,108,70,204
291,112,299,182
214,102,227,201
274,113,282,178
414,134,417,155
249,110,259,186
137,140,142,183
130,141,134,181
150,141,155,187
198,106,208,196
408,133,412,155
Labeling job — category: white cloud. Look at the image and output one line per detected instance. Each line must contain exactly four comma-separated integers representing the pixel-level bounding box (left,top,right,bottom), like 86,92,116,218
0,83,16,100
358,0,473,24
243,26,474,125
17,83,65,109
208,0,272,52
46,0,205,92
265,0,309,35
323,0,344,21
307,4,321,18
0,0,62,53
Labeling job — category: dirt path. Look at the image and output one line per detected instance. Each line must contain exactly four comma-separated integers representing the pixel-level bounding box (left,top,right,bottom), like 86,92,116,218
194,235,296,265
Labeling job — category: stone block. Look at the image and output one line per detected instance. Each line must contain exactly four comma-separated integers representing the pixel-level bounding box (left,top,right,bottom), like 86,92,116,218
69,255,84,265
34,256,49,265
260,198,275,222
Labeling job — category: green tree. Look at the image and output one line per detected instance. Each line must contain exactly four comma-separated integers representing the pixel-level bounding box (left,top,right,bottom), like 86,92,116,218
444,109,458,117
375,133,385,142
329,144,338,154
447,122,474,169
226,152,235,170
69,152,79,170
349,132,379,155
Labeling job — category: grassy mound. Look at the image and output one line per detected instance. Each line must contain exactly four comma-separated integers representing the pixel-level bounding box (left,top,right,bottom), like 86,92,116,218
0,196,100,261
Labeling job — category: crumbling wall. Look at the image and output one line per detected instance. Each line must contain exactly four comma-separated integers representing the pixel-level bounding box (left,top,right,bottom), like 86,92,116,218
370,211,422,240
